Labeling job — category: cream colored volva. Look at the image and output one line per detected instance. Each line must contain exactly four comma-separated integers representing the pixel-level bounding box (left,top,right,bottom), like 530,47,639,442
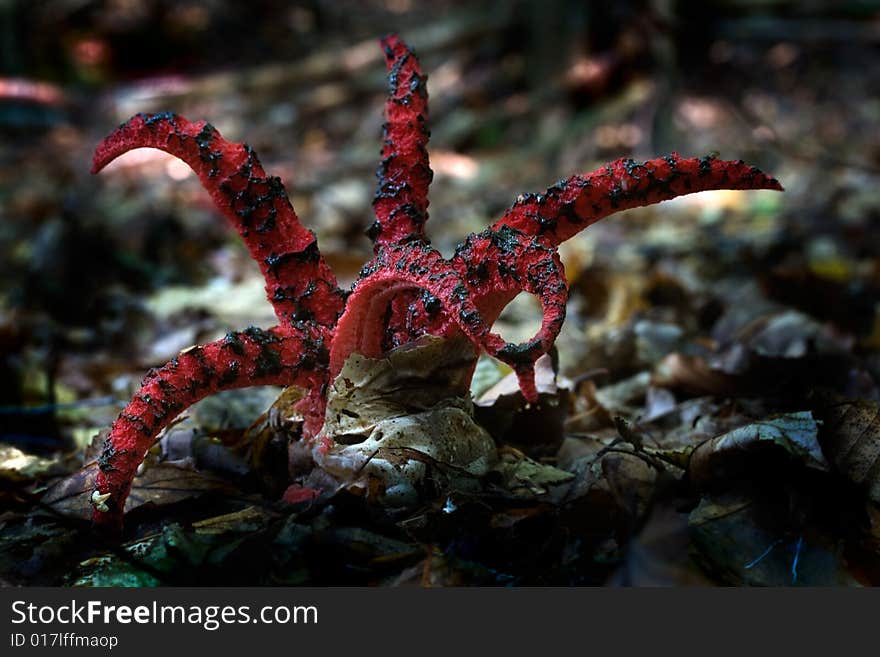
313,335,497,504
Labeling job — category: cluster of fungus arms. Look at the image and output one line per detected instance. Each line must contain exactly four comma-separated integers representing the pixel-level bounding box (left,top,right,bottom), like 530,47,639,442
88,35,783,530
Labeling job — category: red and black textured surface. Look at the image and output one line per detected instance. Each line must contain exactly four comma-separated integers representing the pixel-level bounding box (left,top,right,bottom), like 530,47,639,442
89,35,782,531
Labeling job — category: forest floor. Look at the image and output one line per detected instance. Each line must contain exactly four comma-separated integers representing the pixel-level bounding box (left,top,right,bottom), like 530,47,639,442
2,3,880,585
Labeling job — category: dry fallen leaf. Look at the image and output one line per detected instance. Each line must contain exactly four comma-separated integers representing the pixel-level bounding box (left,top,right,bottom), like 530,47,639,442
491,446,574,498
654,352,743,396
475,353,571,457
43,458,240,520
690,411,829,488
689,493,858,586
817,399,880,503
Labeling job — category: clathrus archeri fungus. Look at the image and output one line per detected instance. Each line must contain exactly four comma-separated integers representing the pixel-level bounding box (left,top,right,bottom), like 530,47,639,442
89,35,782,530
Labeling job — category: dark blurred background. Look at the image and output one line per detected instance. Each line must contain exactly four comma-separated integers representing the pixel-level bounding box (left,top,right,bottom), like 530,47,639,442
1,0,879,457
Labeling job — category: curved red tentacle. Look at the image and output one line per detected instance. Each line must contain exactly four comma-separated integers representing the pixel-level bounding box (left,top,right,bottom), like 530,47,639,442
491,153,783,248
92,323,331,529
329,245,463,376
451,226,568,400
91,113,346,329
368,34,433,248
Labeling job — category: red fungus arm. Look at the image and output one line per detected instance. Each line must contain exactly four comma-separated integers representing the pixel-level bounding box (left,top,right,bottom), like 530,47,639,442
368,35,433,248
330,237,566,402
92,324,331,530
451,227,568,400
492,153,784,247
329,245,464,376
92,113,346,329
381,154,782,354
